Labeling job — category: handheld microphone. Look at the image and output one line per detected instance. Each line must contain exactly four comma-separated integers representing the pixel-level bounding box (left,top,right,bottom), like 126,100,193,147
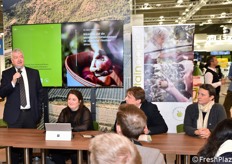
17,68,22,84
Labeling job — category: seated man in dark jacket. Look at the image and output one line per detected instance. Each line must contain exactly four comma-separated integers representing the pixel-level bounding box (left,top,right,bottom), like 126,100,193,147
114,86,168,135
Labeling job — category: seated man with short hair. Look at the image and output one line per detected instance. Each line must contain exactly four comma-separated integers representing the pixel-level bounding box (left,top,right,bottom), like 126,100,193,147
116,103,165,164
114,86,168,135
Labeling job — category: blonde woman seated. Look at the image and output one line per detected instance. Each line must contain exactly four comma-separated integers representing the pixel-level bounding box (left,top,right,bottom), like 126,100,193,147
184,84,226,139
89,133,141,164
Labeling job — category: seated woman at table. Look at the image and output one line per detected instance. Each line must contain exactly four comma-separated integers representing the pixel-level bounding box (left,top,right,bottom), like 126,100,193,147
50,89,93,164
184,84,226,139
198,118,232,163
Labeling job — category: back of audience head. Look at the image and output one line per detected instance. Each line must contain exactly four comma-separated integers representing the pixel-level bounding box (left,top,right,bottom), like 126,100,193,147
126,87,145,103
198,118,232,158
89,133,142,164
116,104,147,139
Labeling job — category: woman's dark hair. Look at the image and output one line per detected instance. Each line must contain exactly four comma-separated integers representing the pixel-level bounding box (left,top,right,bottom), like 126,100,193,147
65,89,85,125
198,118,232,159
199,84,216,99
67,89,84,109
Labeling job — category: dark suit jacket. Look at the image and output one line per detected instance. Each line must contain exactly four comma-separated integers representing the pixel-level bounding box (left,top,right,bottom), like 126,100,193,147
184,103,226,136
0,67,43,124
114,100,168,135
140,100,168,135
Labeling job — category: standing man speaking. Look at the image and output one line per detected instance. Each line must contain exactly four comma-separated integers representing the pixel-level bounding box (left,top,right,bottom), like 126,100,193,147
0,48,43,163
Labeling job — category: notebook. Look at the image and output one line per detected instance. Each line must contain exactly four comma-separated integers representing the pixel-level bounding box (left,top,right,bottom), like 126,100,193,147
45,123,72,141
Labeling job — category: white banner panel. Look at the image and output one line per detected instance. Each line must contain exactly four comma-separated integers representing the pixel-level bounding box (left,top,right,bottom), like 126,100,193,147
132,24,195,133
132,26,144,87
156,102,191,133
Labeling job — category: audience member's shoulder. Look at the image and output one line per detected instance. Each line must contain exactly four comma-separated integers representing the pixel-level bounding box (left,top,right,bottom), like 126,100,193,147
219,152,232,158
214,152,232,164
186,102,198,109
213,103,224,109
3,67,14,73
136,144,161,153
136,145,165,164
83,105,91,111
25,66,39,72
61,106,69,112
144,100,157,106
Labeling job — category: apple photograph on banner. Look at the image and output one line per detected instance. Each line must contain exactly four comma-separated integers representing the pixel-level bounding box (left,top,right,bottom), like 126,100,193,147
62,20,124,87
133,25,195,102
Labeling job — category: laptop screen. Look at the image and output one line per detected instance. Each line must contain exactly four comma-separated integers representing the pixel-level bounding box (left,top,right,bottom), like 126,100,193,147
45,123,72,131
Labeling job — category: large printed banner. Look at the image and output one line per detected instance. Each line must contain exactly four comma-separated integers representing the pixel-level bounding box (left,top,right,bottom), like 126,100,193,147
132,25,195,132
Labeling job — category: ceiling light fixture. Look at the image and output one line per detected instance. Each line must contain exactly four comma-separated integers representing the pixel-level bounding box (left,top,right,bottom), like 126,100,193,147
210,15,215,18
143,3,149,9
223,0,232,4
176,0,183,7
207,19,212,23
221,12,226,17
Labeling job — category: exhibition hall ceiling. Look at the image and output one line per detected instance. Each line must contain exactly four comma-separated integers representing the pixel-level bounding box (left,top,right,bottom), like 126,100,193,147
133,0,232,25
133,0,232,34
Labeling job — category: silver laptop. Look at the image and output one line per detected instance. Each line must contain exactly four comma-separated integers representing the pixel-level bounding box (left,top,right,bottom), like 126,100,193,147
45,123,72,131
